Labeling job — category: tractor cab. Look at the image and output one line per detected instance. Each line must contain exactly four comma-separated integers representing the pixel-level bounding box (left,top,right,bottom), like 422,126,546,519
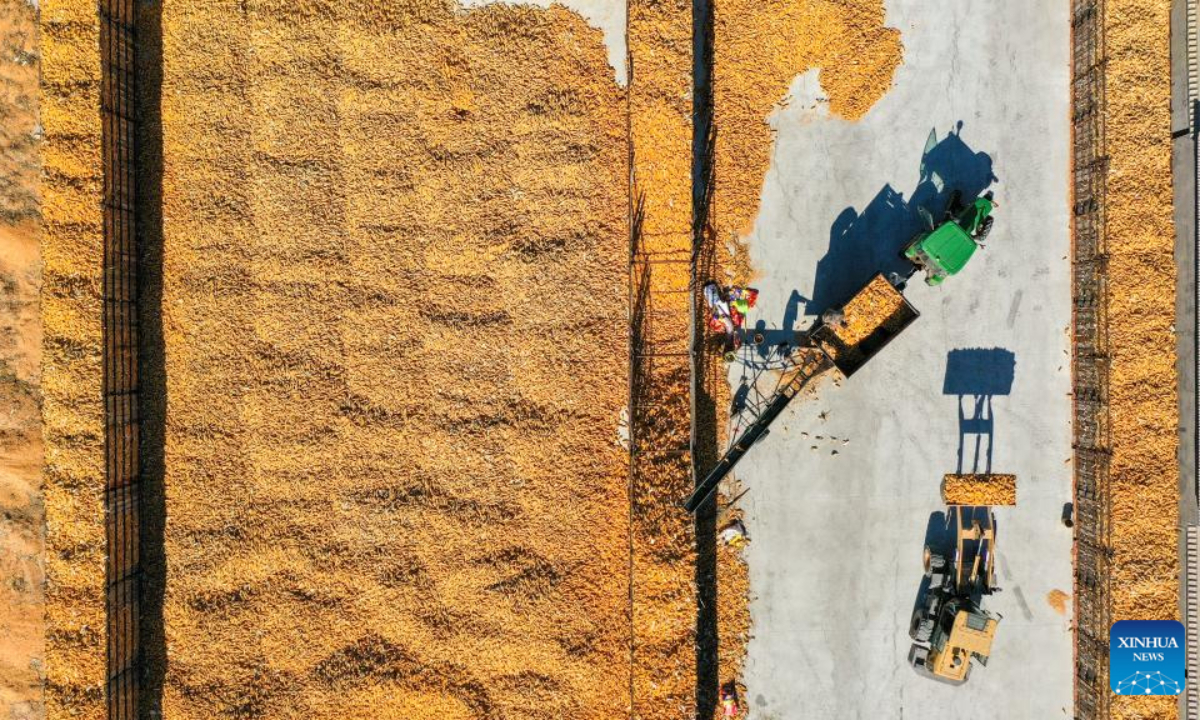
904,191,995,286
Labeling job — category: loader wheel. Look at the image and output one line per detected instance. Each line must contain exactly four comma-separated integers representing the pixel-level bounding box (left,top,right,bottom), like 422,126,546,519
914,616,934,643
924,547,945,578
909,608,926,641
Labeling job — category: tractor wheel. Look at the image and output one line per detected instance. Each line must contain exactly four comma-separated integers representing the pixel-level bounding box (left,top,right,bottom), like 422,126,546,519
976,216,994,244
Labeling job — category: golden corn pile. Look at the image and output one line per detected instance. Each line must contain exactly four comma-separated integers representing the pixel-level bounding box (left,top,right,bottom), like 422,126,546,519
815,274,909,372
39,1,108,715
36,0,1178,718
1102,0,1178,718
827,274,906,347
152,2,631,717
1047,589,1070,616
714,0,901,249
627,1,715,716
941,474,1016,506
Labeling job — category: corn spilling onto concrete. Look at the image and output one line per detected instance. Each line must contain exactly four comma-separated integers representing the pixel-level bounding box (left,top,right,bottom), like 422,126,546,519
713,0,902,261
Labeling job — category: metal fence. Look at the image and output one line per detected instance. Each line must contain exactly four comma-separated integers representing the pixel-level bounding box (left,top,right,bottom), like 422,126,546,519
628,193,694,463
1071,1,1111,717
100,1,142,717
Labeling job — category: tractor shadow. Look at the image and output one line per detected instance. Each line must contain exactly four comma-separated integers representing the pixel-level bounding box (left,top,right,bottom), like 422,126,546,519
808,123,998,319
727,126,997,377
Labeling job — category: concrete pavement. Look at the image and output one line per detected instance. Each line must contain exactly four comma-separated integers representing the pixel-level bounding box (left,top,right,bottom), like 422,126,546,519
729,1,1073,717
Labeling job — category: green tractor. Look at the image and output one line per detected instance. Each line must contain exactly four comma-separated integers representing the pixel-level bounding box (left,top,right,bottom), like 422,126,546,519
904,190,995,286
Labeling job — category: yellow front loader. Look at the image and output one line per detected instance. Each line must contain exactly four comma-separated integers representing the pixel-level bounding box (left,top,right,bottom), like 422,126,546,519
908,506,1001,684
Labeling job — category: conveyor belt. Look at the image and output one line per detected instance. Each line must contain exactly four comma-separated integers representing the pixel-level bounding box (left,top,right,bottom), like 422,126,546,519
683,348,832,512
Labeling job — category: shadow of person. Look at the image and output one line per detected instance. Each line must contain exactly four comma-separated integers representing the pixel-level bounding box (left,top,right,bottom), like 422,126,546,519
732,378,751,414
781,289,804,333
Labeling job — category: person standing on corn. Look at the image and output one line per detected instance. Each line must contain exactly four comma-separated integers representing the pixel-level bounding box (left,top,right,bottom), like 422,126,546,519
720,682,743,717
727,286,757,325
703,282,758,361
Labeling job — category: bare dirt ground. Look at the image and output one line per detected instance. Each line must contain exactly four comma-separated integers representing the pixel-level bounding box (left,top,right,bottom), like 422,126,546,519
0,1,42,717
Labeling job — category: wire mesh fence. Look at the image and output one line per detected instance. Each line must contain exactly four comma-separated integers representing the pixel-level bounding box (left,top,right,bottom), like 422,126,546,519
1071,1,1111,717
100,1,142,717
627,179,697,715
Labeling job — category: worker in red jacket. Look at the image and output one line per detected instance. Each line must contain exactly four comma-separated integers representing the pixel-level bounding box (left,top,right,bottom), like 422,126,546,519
720,682,742,717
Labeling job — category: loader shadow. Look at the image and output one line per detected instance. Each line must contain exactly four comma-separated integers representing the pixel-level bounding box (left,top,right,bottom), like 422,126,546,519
807,123,998,318
943,348,1016,475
